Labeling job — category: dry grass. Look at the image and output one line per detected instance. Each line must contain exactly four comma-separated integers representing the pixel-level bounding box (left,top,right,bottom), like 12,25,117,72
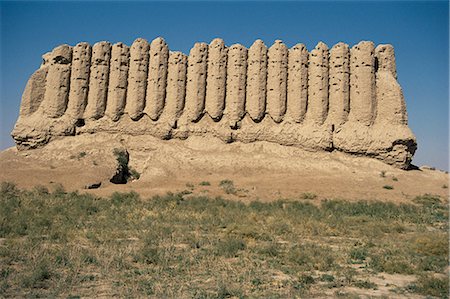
0,182,448,298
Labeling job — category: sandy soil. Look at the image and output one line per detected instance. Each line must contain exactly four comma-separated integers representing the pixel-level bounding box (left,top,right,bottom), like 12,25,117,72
0,133,447,203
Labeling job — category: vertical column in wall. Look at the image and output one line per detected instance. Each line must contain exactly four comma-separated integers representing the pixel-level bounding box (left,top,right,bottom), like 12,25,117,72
266,40,288,123
375,44,407,125
286,43,308,123
184,42,208,122
84,41,111,120
105,43,130,121
375,44,397,78
164,52,188,127
225,44,247,127
205,38,227,121
125,38,150,120
144,37,169,120
42,45,72,118
246,40,267,122
348,41,376,125
19,68,48,117
306,42,329,125
66,42,92,119
327,42,350,127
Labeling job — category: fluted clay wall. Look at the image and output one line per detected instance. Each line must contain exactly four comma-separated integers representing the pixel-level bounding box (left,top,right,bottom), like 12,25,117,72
12,37,417,168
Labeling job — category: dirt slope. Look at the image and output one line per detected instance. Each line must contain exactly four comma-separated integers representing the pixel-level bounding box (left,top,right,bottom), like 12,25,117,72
0,133,447,202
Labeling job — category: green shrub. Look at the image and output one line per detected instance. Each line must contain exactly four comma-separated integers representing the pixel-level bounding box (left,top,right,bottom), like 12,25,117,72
349,246,368,263
113,148,129,169
21,260,52,288
353,280,377,289
320,274,335,282
219,180,236,195
129,168,141,180
53,183,66,196
0,181,19,197
33,185,49,195
301,192,317,200
409,275,449,298
383,185,394,190
199,181,211,186
216,237,246,257
412,194,441,207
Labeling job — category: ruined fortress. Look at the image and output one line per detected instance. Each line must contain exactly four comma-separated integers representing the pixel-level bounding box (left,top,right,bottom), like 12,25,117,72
12,37,416,169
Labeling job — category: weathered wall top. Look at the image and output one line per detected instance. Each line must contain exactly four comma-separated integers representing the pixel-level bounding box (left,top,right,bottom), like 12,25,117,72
12,37,416,168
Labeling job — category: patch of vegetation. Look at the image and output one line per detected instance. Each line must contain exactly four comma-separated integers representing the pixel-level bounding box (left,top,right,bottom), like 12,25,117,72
300,192,317,200
380,171,386,178
392,176,398,181
353,280,377,289
199,181,211,186
382,185,394,190
219,179,236,194
111,149,140,183
216,237,246,257
412,194,441,207
408,275,449,298
442,184,448,189
0,185,448,297
129,168,140,180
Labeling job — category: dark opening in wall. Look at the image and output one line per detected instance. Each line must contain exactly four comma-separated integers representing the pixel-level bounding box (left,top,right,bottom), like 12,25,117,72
75,119,85,127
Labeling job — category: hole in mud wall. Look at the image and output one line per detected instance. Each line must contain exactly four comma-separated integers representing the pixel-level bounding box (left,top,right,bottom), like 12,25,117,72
75,119,85,127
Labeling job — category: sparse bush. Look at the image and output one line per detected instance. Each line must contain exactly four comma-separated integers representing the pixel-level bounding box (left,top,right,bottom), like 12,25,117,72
409,275,449,298
392,176,398,181
442,184,448,189
21,260,52,288
53,183,66,196
349,246,368,263
353,280,377,289
382,185,394,190
199,181,211,186
33,185,49,195
78,151,87,159
111,149,140,183
320,274,335,282
301,192,317,200
113,148,128,169
219,179,236,195
216,237,246,257
288,243,336,271
368,249,415,274
129,168,141,180
257,243,280,257
0,181,19,197
380,171,386,178
413,233,448,256
111,191,140,206
186,182,195,190
412,194,441,207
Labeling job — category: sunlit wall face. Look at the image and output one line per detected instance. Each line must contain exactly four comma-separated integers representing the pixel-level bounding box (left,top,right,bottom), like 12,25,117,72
0,1,448,170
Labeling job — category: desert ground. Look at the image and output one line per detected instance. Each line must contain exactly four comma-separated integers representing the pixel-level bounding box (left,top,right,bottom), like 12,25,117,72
0,134,448,298
0,133,447,202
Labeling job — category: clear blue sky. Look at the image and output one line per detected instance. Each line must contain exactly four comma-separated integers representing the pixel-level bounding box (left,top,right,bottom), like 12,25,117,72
1,1,448,170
